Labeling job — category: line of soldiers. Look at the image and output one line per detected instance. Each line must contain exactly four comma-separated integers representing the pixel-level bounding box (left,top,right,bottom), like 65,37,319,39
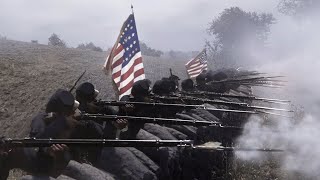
0,69,258,180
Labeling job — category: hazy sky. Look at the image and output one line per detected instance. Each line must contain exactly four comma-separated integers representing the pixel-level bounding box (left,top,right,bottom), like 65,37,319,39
0,0,279,51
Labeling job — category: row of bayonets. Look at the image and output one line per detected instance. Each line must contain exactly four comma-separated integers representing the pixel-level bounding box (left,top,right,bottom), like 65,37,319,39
95,91,293,118
74,91,293,130
1,74,290,152
22,71,288,152
205,75,287,88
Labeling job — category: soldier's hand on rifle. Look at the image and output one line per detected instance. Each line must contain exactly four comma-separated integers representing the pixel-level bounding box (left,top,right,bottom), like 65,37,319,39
73,109,81,119
112,119,128,130
47,144,69,158
125,103,133,108
121,103,135,113
124,103,134,109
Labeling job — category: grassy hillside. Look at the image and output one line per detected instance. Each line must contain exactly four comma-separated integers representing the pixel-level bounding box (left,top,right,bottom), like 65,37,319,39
0,39,188,137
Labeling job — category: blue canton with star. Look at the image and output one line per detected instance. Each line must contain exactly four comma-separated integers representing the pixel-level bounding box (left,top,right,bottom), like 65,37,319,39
119,14,141,67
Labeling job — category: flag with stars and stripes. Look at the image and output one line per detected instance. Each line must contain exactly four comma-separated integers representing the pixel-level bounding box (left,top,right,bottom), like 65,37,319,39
104,14,145,99
185,49,208,79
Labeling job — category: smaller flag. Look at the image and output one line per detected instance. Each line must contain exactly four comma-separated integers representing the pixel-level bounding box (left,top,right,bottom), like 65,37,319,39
185,49,208,78
104,14,145,99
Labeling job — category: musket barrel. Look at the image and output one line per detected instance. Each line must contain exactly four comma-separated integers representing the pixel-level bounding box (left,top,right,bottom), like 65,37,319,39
97,100,257,114
249,105,293,112
152,95,249,106
151,95,292,113
98,100,291,116
212,147,284,152
206,76,285,85
3,138,194,148
80,114,219,126
181,91,290,103
205,107,257,114
81,114,246,130
254,110,292,118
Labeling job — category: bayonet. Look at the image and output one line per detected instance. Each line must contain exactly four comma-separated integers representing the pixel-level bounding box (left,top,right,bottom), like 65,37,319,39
69,70,86,92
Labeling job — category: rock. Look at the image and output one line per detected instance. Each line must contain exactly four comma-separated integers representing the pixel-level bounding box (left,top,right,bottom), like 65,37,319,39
189,109,221,122
185,112,208,122
56,175,75,180
98,147,157,180
168,125,197,139
63,160,115,180
175,113,198,121
20,175,56,180
143,124,177,140
163,127,188,140
136,127,183,180
136,129,160,140
126,147,160,174
236,85,252,95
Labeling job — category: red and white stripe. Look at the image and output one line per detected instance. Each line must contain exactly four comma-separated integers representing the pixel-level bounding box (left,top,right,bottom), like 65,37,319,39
185,51,207,79
104,44,145,99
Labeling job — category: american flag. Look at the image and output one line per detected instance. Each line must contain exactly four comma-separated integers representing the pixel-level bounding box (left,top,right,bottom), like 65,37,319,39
185,49,208,79
104,14,145,99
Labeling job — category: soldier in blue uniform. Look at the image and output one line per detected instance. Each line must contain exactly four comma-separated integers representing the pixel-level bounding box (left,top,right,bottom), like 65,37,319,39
75,82,128,139
181,79,195,92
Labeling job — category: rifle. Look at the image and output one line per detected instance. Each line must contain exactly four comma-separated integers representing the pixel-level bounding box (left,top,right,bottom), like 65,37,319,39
97,100,257,114
69,70,86,92
206,76,286,88
96,100,291,117
79,113,242,130
153,94,249,106
222,82,286,88
236,72,267,77
1,138,284,152
180,91,290,104
1,138,192,148
207,76,285,84
151,95,293,113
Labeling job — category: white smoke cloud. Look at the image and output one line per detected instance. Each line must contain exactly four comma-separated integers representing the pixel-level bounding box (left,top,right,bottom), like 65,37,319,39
237,114,320,177
235,7,320,178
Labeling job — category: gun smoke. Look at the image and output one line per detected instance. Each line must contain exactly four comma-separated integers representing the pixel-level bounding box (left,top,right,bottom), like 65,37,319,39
235,6,320,178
